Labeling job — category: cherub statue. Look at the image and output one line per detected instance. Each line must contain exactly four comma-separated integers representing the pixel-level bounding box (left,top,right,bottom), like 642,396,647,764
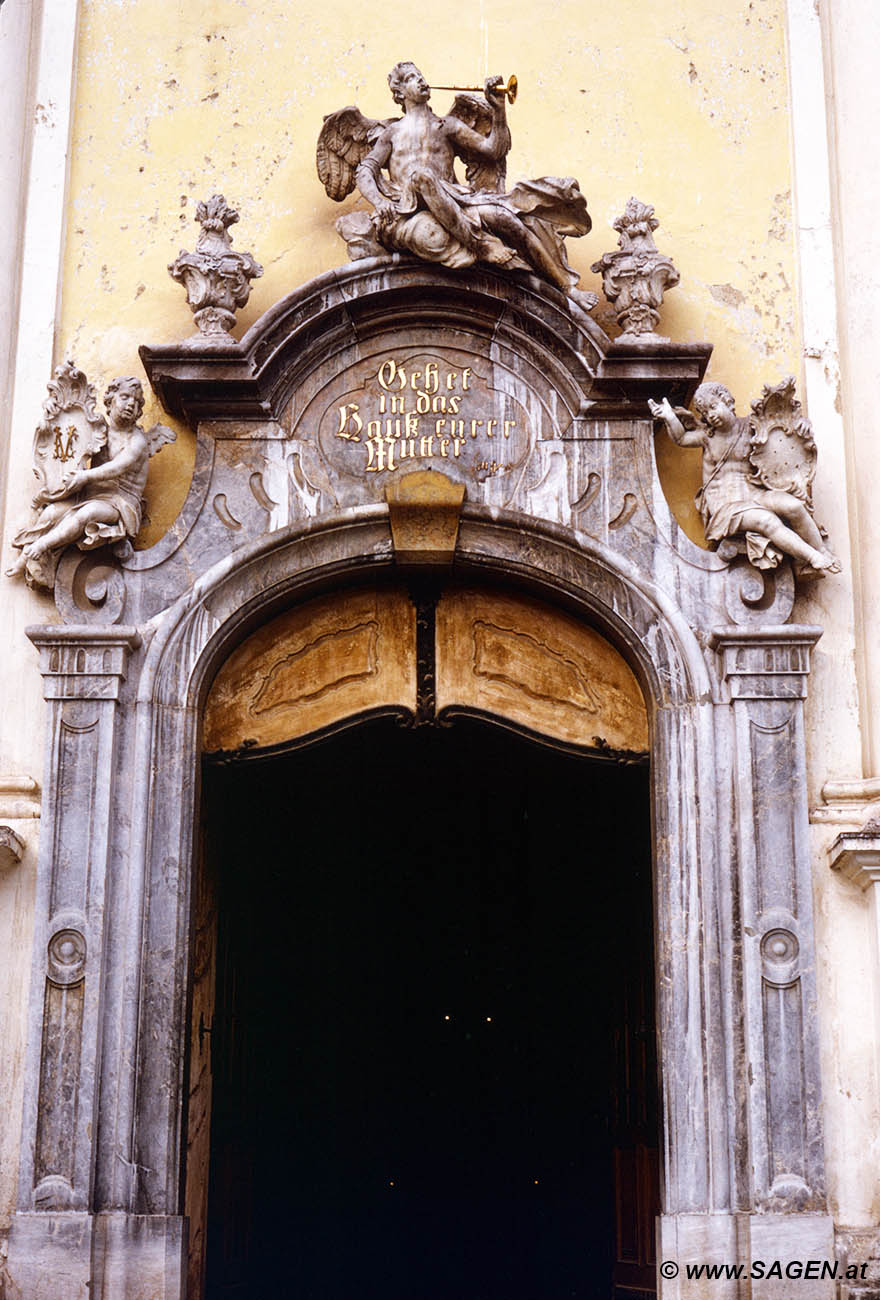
7,365,175,590
649,378,840,577
317,61,597,313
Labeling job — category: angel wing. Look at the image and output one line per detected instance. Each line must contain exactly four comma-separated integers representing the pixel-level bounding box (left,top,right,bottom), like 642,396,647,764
146,422,177,457
448,94,506,192
316,106,395,202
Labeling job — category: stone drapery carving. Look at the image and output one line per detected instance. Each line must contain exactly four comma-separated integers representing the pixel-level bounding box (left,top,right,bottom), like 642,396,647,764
6,363,175,591
591,197,679,340
649,376,840,578
317,62,598,312
168,194,263,342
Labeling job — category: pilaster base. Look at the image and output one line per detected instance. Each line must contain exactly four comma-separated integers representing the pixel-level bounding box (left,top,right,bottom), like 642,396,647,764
658,1213,837,1298
5,1212,186,1300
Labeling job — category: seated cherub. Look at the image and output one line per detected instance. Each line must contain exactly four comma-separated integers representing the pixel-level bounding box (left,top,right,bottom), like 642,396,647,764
7,376,174,589
649,381,840,576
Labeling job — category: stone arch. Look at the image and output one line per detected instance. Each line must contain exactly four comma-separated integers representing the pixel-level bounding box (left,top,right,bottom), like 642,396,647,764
8,258,834,1298
113,506,726,1246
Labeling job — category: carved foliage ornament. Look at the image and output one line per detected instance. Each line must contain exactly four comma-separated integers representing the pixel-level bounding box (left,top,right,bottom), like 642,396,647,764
168,194,263,342
591,197,679,341
6,361,175,594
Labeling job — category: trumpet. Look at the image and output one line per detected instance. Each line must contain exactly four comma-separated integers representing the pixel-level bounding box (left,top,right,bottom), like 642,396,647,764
430,74,518,104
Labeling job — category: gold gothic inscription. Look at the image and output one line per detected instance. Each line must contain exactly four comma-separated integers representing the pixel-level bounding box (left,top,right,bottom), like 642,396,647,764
329,355,528,477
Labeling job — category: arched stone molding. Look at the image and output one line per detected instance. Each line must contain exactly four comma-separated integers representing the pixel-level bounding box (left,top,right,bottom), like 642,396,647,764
7,257,835,1297
124,507,724,1216
7,503,833,1297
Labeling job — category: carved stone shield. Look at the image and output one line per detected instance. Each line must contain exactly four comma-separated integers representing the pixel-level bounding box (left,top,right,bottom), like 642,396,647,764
32,360,106,497
748,375,816,505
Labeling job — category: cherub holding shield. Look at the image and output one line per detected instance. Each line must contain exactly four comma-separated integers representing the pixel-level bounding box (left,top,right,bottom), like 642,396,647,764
649,378,840,577
7,365,175,590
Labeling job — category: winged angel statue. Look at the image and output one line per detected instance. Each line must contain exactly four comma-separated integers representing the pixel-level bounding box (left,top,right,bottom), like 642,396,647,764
7,361,175,590
317,61,597,313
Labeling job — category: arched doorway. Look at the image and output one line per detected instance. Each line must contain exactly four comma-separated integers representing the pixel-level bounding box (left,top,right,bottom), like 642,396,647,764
188,582,658,1299
7,258,834,1300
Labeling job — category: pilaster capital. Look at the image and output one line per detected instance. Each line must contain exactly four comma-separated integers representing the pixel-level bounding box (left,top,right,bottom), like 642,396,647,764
709,624,823,700
26,626,141,702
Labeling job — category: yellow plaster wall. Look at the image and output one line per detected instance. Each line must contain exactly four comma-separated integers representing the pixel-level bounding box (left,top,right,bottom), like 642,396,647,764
60,0,801,547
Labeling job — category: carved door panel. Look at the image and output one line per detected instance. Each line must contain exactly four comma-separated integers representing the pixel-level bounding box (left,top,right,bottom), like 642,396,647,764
434,586,649,758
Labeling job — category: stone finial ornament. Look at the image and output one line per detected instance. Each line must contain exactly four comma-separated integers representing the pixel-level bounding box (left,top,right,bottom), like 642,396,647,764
316,62,598,313
591,197,679,341
168,194,263,343
649,376,840,578
6,363,176,591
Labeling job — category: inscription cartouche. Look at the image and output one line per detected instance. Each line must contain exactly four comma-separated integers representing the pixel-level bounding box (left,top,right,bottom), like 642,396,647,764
329,353,523,476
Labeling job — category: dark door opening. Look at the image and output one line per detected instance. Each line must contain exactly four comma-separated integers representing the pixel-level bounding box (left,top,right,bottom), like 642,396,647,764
199,717,657,1299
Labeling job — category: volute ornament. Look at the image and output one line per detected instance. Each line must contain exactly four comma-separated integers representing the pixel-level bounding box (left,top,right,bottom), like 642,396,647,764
649,377,840,578
317,61,598,313
6,363,176,592
591,197,679,341
168,194,263,343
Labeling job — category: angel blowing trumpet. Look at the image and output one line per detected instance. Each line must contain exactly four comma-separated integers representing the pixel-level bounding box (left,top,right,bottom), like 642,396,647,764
317,61,597,313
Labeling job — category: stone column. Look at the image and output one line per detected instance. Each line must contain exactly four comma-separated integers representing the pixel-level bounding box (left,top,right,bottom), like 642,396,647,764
6,626,140,1300
711,625,834,1295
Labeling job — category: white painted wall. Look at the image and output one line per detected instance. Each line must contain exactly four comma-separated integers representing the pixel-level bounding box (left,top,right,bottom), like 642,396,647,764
0,0,82,1241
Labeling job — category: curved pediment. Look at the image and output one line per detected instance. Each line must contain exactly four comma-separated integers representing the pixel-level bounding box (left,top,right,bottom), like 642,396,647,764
140,256,711,428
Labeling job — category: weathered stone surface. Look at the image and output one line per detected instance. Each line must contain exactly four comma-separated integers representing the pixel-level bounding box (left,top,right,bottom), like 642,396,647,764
592,196,679,341
386,468,464,564
6,367,175,596
168,194,262,344
650,377,839,580
0,825,25,869
6,262,837,1297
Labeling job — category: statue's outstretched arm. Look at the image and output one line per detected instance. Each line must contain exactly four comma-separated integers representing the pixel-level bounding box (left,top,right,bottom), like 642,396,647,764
649,397,703,448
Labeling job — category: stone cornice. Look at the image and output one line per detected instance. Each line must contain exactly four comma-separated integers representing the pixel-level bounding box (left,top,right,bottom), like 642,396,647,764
828,831,880,888
709,624,823,700
140,257,712,427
